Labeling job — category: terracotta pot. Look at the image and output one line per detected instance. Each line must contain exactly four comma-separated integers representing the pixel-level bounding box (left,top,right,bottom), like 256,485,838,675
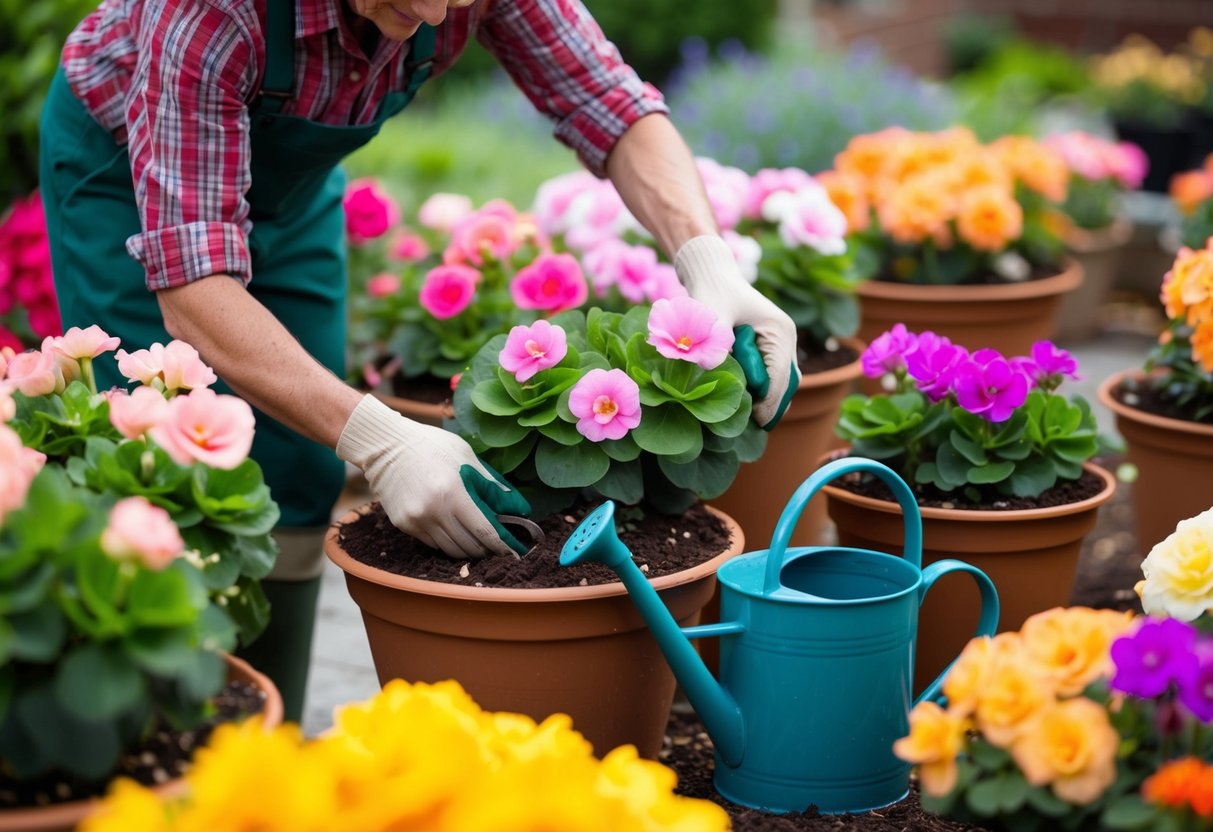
0,653,283,832
372,390,451,428
855,258,1083,360
324,506,744,759
712,338,863,550
821,455,1116,692
1098,370,1213,553
1055,217,1134,342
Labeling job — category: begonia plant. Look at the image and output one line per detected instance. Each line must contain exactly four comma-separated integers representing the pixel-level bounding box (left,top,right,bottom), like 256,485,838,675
452,299,766,518
1043,131,1148,231
835,325,1099,504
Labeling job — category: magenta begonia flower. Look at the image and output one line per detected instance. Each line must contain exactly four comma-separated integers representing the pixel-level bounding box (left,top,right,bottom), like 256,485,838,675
952,348,1030,422
419,264,478,319
343,178,400,244
646,296,735,370
905,331,968,402
861,324,918,380
568,368,641,442
1011,340,1080,391
1178,641,1213,723
499,320,568,382
510,253,588,312
1110,617,1199,700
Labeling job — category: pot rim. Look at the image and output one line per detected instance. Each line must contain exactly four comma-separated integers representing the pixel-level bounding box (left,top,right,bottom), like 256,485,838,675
797,336,865,391
818,452,1117,522
1097,370,1213,438
0,652,282,831
324,505,744,602
1064,214,1134,253
855,256,1082,303
371,390,453,421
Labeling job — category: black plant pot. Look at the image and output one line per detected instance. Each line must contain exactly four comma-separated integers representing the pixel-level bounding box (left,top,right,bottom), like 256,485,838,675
1187,108,1213,169
1114,118,1195,193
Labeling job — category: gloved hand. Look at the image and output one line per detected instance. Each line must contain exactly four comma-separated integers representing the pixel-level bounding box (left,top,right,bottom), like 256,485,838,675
336,395,532,558
674,235,801,429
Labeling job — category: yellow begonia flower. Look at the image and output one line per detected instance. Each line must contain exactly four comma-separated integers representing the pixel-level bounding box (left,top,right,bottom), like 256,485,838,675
1010,698,1119,805
1020,607,1134,697
79,779,171,832
1140,507,1213,621
893,701,967,797
974,648,1056,747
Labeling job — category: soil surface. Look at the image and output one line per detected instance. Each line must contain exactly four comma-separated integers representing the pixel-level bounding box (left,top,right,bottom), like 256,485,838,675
388,372,452,405
337,501,734,589
1111,376,1213,425
871,262,1064,287
0,679,266,809
799,338,859,375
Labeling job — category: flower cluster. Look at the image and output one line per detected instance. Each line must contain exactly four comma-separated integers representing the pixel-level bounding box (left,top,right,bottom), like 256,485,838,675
823,127,1070,284
0,190,61,349
453,300,764,517
1169,154,1213,250
1043,131,1147,231
836,326,1099,504
82,678,729,832
1091,34,1208,129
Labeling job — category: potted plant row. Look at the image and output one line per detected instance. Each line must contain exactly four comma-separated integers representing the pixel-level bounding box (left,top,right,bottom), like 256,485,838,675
0,328,283,831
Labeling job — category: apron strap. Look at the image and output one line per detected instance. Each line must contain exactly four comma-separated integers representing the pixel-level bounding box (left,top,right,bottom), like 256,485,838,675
401,23,437,99
257,0,295,114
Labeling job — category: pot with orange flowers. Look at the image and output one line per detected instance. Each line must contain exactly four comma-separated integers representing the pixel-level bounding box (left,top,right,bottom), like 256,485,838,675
823,128,1082,362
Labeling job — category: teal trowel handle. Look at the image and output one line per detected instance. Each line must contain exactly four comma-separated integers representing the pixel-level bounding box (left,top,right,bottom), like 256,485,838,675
762,458,924,596
733,325,797,431
914,560,1000,705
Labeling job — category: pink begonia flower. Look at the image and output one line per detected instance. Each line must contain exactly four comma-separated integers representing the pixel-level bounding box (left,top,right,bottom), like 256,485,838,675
744,167,818,220
0,386,14,421
861,324,919,379
419,264,478,319
952,348,1030,423
0,424,45,523
646,264,688,302
115,341,217,392
100,496,184,571
343,178,400,244
1044,132,1107,181
561,181,639,252
568,368,642,442
446,213,518,266
449,373,462,392
476,199,519,225
6,348,62,396
150,388,256,469
418,193,474,232
510,253,588,312
1111,142,1148,190
646,296,735,370
499,320,568,382
108,385,170,440
366,273,401,299
696,157,749,232
387,231,430,262
905,332,968,402
40,335,81,386
764,187,848,255
583,240,666,303
52,325,120,360
532,170,599,237
722,230,763,284
1011,340,1080,391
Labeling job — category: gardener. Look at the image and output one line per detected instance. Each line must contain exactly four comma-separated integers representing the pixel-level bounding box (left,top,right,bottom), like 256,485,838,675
40,0,799,720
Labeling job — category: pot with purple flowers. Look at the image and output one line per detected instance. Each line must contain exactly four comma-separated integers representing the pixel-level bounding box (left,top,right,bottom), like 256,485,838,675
819,326,1116,690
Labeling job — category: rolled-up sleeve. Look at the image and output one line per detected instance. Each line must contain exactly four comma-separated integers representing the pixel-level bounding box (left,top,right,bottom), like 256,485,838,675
123,0,259,290
475,0,668,177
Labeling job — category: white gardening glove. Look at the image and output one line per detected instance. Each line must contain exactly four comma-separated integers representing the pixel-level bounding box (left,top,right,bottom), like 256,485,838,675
674,235,801,429
336,395,531,559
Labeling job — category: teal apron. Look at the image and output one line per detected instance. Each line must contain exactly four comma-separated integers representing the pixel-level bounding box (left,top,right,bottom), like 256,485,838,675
40,2,435,719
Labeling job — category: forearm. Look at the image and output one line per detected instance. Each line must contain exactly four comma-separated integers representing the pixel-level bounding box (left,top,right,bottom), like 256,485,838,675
157,275,363,449
604,113,719,258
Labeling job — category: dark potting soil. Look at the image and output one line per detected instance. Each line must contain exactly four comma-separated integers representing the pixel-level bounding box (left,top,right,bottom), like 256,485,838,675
337,501,733,589
871,262,1064,287
662,711,989,831
0,679,265,809
1111,378,1212,425
388,372,452,406
799,337,858,376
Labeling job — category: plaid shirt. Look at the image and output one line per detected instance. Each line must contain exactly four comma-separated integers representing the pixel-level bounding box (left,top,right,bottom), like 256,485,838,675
61,0,667,290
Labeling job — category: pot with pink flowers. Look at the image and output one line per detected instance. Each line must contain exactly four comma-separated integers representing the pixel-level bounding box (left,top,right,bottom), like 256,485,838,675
324,299,762,759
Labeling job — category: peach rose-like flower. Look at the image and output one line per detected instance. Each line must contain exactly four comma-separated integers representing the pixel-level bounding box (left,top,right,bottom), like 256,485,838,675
1010,698,1119,805
816,170,870,233
942,633,1021,717
878,176,955,246
1020,606,1134,697
1170,170,1213,215
893,701,967,797
52,325,120,360
974,647,1056,747
1139,507,1213,621
149,388,256,470
108,385,170,440
1160,243,1213,324
956,186,1024,252
100,496,184,570
115,341,217,393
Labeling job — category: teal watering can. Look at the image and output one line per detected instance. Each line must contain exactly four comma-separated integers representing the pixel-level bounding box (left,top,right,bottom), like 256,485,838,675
560,458,1000,815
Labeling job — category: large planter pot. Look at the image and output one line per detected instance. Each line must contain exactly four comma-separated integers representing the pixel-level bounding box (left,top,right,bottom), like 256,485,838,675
821,457,1116,692
1055,217,1134,342
324,506,745,759
0,653,283,832
855,258,1083,360
1098,370,1213,553
711,338,864,550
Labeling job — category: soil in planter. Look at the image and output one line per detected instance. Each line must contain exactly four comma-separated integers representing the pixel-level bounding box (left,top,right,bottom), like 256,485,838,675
799,337,858,376
1112,380,1212,426
663,711,989,831
338,501,733,589
0,679,265,809
870,262,1064,287
388,372,452,406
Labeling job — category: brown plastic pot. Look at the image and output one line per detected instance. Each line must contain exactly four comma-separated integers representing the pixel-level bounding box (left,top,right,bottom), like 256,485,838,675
324,506,744,759
820,454,1116,692
1098,370,1213,553
0,653,283,832
712,338,863,550
1055,217,1133,342
855,258,1083,359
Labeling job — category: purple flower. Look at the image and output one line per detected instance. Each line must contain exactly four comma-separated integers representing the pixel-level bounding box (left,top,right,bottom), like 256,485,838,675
861,324,918,380
1011,341,1081,392
952,348,1030,422
904,332,968,402
1110,618,1199,699
1178,641,1213,723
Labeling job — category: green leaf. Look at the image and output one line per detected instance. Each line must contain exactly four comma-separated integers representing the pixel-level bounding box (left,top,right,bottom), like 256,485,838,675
55,643,145,721
535,438,611,489
475,412,531,447
1101,794,1158,830
949,429,988,465
732,423,769,463
471,379,524,415
704,391,754,438
631,404,702,457
679,371,744,424
225,577,271,646
1024,785,1073,819
177,649,226,701
596,461,644,505
8,604,66,663
127,568,200,628
602,433,642,462
1007,454,1058,498
125,627,198,675
967,459,1015,485
658,451,741,499
935,443,972,489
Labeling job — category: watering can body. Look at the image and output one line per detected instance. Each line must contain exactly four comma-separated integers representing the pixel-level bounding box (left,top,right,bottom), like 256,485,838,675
560,458,999,815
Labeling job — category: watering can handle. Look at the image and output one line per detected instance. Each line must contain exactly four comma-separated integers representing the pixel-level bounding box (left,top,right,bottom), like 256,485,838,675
763,458,924,596
913,559,1000,706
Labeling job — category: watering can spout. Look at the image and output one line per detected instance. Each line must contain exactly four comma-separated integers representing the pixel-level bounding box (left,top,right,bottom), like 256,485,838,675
560,502,746,767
